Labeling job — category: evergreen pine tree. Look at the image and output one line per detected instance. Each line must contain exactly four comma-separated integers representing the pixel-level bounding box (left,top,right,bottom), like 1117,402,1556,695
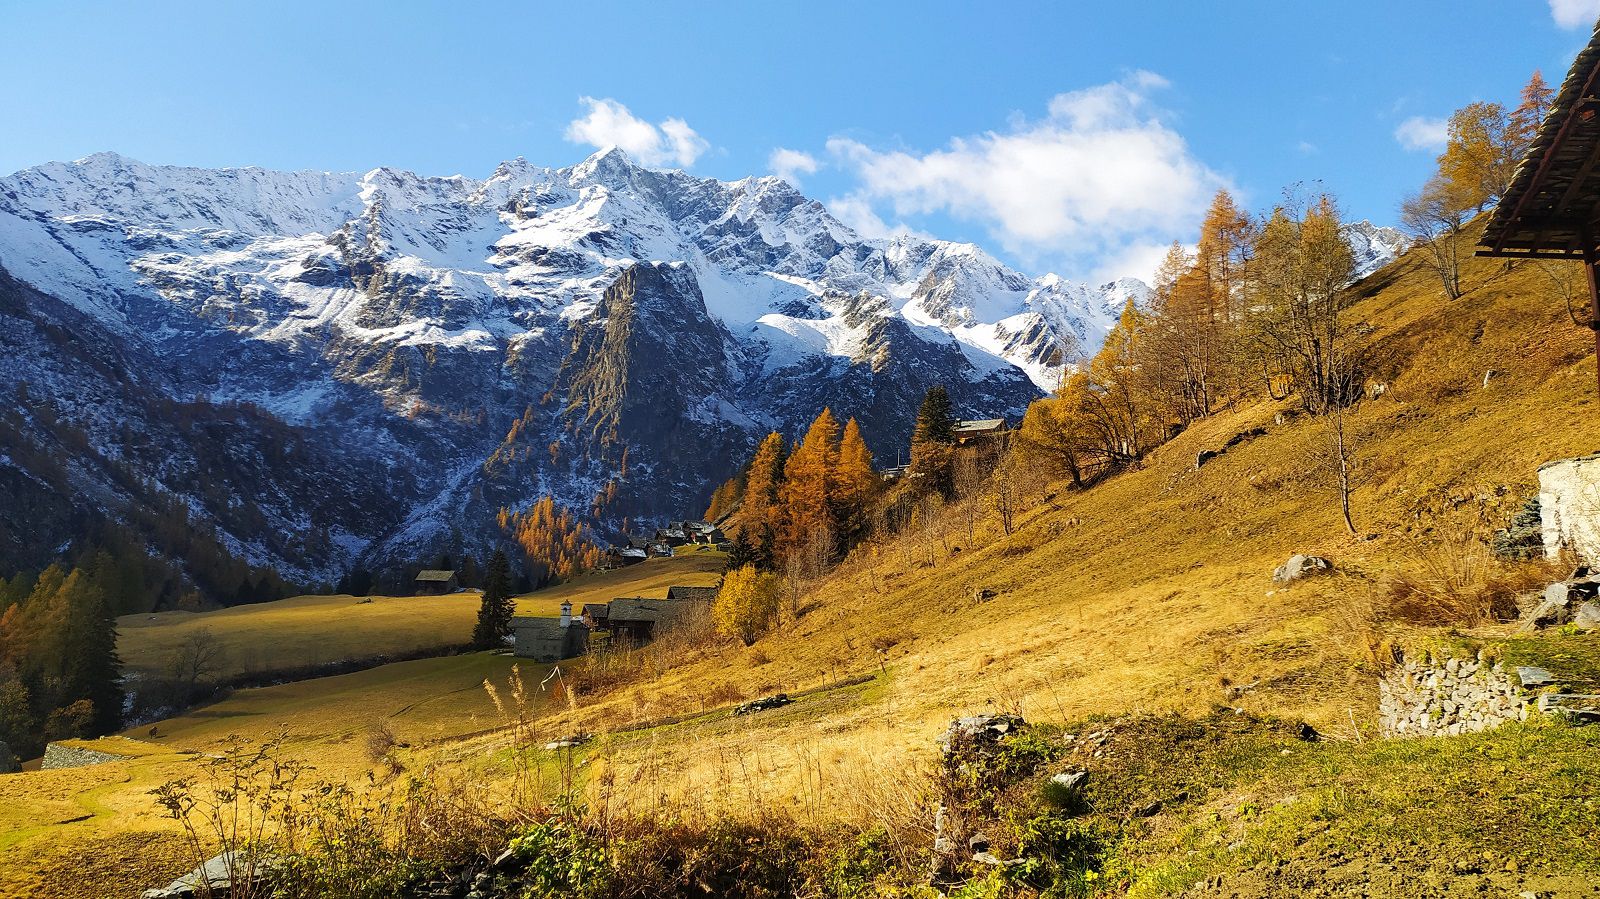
473,550,514,648
913,386,957,445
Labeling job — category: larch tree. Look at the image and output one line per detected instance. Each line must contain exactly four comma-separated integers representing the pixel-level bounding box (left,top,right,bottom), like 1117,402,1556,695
777,408,842,564
736,432,787,561
832,417,879,543
1510,69,1554,157
1399,173,1473,299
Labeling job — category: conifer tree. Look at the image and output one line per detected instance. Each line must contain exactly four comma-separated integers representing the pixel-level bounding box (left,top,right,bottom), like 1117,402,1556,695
833,417,879,542
737,432,787,541
776,408,842,562
1510,69,1554,156
910,386,957,495
473,550,515,648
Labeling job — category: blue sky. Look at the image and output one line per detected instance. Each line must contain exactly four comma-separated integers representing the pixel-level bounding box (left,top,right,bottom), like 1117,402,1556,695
2,0,1595,282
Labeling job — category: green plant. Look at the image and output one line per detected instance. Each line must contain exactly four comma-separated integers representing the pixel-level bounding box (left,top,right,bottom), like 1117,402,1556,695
509,817,613,899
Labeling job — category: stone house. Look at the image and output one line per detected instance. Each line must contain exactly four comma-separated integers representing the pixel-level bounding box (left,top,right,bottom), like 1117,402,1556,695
511,602,588,662
1540,454,1600,564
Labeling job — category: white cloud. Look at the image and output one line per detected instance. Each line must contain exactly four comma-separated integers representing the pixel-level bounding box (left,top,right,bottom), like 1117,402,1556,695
1550,0,1600,29
1090,240,1176,286
564,97,709,168
1394,116,1449,152
768,148,820,186
823,71,1226,276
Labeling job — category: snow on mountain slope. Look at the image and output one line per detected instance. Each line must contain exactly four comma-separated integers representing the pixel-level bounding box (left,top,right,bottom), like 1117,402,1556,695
0,148,1405,581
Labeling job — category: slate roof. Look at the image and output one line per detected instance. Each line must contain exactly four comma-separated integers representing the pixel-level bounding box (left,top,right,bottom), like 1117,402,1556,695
954,418,1006,432
1481,20,1600,259
665,585,719,604
414,569,456,582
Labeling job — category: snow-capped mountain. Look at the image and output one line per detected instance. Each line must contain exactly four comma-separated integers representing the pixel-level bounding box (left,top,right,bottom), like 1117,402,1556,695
0,149,1399,585
1346,220,1409,281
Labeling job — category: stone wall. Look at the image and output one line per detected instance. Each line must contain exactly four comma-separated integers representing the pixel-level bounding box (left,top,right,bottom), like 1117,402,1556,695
40,742,134,770
1378,654,1528,738
1539,454,1600,564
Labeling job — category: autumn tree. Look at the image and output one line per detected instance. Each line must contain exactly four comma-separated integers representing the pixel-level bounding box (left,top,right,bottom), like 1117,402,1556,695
1438,101,1516,211
735,432,787,558
473,550,514,648
1013,390,1095,489
498,497,601,585
1510,69,1554,157
1079,301,1155,466
776,408,842,564
1399,174,1472,299
1241,193,1363,413
832,417,879,543
713,565,781,645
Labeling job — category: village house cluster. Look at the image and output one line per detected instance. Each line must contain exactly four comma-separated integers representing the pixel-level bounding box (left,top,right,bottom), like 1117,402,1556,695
509,584,718,662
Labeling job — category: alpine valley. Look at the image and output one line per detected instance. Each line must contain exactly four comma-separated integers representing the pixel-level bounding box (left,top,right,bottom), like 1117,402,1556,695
0,148,1402,586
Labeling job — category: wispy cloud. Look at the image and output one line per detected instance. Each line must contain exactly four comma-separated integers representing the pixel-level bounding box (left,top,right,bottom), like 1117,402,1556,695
823,71,1226,276
768,148,820,186
1550,0,1600,29
1394,116,1448,152
564,97,709,168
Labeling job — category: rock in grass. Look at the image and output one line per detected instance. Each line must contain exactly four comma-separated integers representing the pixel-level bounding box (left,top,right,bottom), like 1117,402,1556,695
0,740,17,774
1273,554,1331,584
1574,601,1600,630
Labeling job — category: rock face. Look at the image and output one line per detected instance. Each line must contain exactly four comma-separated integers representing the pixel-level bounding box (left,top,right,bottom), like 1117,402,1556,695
0,149,1163,583
0,740,18,774
1273,554,1332,583
1538,454,1600,564
1378,654,1527,738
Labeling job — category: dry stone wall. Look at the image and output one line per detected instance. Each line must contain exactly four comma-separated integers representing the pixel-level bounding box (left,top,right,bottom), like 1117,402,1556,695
40,742,134,769
1378,653,1528,738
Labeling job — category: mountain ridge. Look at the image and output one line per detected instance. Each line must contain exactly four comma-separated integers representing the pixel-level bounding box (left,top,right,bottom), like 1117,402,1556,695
0,148,1404,588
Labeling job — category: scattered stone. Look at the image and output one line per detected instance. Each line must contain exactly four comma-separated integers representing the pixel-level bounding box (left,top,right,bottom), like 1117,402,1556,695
1196,449,1220,469
142,851,276,899
1133,800,1163,817
1050,770,1089,794
542,732,592,750
733,694,792,716
1273,554,1332,584
972,588,998,604
1574,601,1600,630
967,833,990,854
1517,666,1557,690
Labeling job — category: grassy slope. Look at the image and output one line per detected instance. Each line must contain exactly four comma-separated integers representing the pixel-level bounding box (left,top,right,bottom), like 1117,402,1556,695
495,229,1600,878
0,553,723,899
116,548,726,680
9,231,1600,895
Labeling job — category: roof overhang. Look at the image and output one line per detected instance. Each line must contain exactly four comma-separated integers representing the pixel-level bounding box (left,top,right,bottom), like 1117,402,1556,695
1480,22,1600,260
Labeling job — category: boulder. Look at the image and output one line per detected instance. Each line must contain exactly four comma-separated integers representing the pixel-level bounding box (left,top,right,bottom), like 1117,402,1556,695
1575,601,1600,630
1273,554,1332,583
142,851,275,899
0,740,17,774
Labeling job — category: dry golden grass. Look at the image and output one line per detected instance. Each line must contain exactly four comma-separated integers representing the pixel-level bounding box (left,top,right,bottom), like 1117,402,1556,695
12,227,1600,895
116,549,726,681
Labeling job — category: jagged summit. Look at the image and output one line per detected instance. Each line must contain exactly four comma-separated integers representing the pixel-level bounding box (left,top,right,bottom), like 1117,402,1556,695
0,150,1404,581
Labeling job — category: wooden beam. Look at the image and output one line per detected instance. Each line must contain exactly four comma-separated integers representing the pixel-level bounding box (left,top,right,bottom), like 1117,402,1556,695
1584,230,1600,397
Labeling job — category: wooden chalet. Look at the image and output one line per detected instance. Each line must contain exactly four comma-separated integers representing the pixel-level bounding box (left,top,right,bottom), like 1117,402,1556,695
953,418,1008,445
413,569,458,595
1478,21,1600,392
